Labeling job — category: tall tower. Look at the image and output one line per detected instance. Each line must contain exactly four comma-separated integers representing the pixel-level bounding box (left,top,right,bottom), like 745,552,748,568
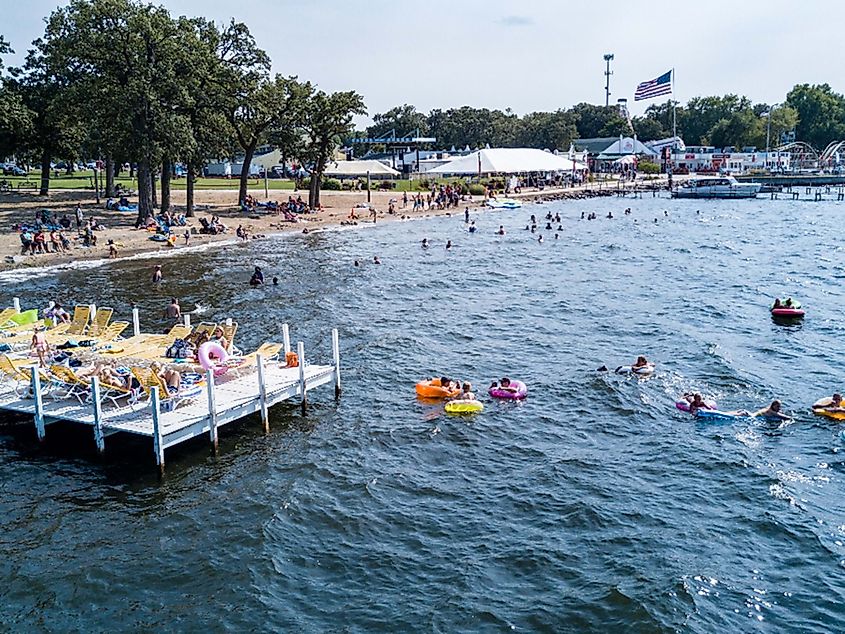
603,53,614,107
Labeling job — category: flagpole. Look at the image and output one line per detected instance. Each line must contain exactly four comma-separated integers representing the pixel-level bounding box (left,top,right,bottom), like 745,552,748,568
671,67,677,145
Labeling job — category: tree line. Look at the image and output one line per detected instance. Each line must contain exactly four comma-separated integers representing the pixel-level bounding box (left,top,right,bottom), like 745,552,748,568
360,84,845,156
0,0,365,221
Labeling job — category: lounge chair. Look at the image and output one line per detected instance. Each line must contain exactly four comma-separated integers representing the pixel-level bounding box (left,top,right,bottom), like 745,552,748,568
192,322,216,338
221,322,239,354
51,305,91,337
0,355,56,397
47,365,91,404
225,342,282,377
130,366,200,411
86,307,114,337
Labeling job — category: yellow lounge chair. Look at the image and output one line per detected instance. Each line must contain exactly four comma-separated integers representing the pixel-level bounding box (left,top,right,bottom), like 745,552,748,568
86,307,114,337
63,305,91,336
0,355,55,397
220,322,238,353
48,365,91,404
225,342,282,377
192,322,216,338
130,366,198,410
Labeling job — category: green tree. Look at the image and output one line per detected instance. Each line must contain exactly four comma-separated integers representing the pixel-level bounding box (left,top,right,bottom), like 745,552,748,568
300,90,366,208
366,104,428,139
570,103,631,139
516,110,578,150
786,83,845,150
227,75,312,205
632,116,666,141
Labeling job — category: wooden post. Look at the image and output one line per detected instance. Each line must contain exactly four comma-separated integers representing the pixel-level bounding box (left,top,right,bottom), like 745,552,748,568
183,313,191,328
205,369,218,454
297,341,306,414
132,307,140,337
282,323,291,355
256,353,269,433
91,376,105,455
90,303,97,324
30,366,45,441
151,386,165,476
12,297,20,313
332,328,341,398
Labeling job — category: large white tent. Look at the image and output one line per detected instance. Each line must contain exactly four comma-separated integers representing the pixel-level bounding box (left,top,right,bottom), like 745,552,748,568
324,160,400,178
428,148,586,175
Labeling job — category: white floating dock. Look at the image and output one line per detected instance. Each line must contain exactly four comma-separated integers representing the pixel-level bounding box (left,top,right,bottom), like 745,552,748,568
0,304,342,473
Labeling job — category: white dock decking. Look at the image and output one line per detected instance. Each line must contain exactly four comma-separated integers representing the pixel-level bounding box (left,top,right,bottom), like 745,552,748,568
0,306,342,472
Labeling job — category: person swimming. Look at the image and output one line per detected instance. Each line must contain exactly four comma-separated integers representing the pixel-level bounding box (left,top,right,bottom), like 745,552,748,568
497,226,505,235
469,221,477,233
249,266,264,286
446,240,452,250
751,400,790,421
373,256,381,264
813,393,844,412
422,238,429,248
538,235,543,243
632,355,649,369
545,223,552,230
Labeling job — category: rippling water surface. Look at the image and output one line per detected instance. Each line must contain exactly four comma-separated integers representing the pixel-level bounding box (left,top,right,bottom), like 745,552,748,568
2,196,845,632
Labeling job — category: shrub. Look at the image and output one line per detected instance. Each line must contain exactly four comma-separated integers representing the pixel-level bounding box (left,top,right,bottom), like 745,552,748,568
322,177,342,190
638,160,660,175
468,183,485,195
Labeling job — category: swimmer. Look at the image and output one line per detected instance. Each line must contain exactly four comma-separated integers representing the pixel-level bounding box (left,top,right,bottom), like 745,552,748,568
497,226,506,235
273,276,279,285
557,225,563,231
751,400,790,421
632,355,649,369
456,382,475,401
249,266,264,286
545,223,552,230
152,265,162,283
538,235,543,243
530,225,536,233
373,256,381,264
664,210,668,216
580,211,585,219
422,238,429,248
607,212,613,219
498,377,518,393
554,233,559,239
687,393,706,415
469,221,477,233
464,207,470,223
354,260,359,267
813,393,844,412
446,240,452,250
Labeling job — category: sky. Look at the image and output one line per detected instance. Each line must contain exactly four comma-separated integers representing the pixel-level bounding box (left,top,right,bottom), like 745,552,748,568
2,0,843,127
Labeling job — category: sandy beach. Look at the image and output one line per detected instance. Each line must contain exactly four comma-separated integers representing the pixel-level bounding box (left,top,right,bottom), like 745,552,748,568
0,177,668,271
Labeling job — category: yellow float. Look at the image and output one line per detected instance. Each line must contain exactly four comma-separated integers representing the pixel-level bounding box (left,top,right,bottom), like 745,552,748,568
445,400,484,414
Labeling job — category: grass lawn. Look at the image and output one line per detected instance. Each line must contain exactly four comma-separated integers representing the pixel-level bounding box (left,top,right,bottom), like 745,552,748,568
0,173,466,194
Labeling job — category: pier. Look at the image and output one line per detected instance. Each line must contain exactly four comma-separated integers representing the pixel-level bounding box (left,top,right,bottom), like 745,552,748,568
0,300,341,472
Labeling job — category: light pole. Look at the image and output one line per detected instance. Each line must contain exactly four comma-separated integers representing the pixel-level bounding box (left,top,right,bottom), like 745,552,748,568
603,54,614,107
765,102,779,172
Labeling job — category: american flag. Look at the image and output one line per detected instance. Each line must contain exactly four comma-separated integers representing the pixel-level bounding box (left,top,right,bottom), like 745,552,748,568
634,70,672,101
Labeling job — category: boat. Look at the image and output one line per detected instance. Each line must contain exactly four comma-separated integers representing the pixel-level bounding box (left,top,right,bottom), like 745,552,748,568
486,197,522,209
671,174,761,199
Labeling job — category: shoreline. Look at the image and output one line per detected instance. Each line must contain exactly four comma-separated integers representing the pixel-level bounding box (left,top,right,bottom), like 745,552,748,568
0,177,669,276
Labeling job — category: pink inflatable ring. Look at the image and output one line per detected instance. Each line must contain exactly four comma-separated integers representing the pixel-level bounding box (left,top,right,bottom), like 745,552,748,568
489,380,527,400
198,341,229,376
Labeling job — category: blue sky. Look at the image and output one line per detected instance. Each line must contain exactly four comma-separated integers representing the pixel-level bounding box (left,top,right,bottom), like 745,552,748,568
2,0,842,124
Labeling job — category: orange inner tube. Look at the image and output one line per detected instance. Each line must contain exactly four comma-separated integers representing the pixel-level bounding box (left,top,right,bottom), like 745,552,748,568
415,378,460,398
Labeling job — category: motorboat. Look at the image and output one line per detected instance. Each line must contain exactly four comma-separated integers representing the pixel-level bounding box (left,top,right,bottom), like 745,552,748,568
485,197,522,209
671,174,761,199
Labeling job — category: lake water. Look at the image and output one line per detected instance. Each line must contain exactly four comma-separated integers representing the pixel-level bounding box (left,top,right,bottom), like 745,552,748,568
2,195,845,632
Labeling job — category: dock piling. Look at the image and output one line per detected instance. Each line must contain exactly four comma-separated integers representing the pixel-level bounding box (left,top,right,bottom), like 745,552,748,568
30,367,45,442
183,314,191,328
332,328,341,398
132,307,140,337
205,369,218,454
12,297,20,313
256,354,269,433
298,341,307,414
282,324,291,355
91,377,105,455
151,386,165,476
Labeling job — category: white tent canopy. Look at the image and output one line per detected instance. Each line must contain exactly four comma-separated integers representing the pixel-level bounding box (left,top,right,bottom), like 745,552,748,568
324,160,400,178
597,137,658,158
428,148,587,175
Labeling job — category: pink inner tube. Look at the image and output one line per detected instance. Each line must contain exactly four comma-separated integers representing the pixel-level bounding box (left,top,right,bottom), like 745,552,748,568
675,399,716,412
489,380,527,400
771,308,804,317
198,341,229,374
